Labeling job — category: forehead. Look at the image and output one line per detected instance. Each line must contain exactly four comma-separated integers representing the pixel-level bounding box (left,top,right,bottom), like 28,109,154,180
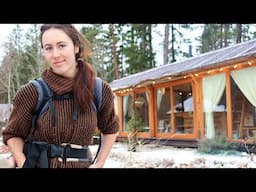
42,28,72,45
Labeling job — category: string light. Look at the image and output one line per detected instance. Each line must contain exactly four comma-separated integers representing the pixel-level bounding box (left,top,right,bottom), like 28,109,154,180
162,87,166,95
115,59,256,95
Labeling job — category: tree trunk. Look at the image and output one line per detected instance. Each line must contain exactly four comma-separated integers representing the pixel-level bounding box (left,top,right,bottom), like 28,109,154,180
128,128,138,152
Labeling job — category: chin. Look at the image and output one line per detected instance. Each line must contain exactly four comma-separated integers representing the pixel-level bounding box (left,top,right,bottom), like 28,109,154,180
52,68,66,76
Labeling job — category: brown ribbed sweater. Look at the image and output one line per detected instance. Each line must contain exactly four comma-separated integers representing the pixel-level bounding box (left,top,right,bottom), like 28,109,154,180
2,69,119,168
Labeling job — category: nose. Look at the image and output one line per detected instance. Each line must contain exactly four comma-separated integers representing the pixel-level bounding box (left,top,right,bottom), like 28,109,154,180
52,47,60,58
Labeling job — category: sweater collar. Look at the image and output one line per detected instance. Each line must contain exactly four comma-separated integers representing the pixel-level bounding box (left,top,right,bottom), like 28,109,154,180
42,69,74,95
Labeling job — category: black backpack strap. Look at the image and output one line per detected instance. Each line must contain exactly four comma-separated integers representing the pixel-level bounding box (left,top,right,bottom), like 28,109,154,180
28,78,53,140
36,78,56,127
30,79,44,132
92,77,103,164
92,77,102,112
34,78,53,117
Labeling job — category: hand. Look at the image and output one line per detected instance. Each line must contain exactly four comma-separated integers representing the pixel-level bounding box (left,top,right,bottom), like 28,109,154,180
0,144,9,153
89,162,104,168
13,153,26,168
16,158,26,168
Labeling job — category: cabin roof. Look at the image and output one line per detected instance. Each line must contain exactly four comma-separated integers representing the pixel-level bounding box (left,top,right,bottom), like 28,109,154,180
110,39,256,91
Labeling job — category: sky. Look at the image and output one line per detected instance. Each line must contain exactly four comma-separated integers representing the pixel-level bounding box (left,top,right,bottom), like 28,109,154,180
0,24,203,66
0,24,16,62
0,24,37,64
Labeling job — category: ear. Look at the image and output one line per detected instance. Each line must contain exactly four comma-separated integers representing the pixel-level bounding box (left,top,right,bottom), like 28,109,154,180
75,46,79,54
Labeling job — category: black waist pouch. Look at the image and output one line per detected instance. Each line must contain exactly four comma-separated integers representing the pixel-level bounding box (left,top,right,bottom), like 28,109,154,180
22,141,91,168
22,141,49,168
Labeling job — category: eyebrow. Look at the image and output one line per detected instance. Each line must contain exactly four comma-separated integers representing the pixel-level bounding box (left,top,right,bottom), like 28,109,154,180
43,41,68,47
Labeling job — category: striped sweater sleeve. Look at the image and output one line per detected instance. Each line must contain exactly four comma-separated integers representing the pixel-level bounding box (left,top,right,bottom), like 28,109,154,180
97,81,119,134
2,83,38,144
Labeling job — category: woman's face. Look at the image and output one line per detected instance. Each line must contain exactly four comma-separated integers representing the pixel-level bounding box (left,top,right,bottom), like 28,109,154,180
42,28,79,78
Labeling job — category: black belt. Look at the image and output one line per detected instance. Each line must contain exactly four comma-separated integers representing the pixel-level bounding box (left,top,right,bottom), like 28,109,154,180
48,143,89,159
23,141,91,168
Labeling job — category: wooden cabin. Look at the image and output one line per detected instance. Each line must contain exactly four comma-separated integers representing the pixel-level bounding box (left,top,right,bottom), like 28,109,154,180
110,39,256,147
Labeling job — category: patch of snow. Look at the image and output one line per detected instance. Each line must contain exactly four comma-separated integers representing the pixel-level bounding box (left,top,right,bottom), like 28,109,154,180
1,140,255,168
90,142,256,168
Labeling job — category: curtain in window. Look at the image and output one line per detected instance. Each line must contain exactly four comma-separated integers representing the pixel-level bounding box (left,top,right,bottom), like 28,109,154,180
231,66,256,107
202,73,225,139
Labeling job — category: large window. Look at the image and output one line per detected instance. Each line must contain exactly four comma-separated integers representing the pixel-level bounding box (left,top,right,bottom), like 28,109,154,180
134,92,149,132
231,67,256,140
173,83,193,134
122,94,133,132
122,92,149,133
156,87,171,133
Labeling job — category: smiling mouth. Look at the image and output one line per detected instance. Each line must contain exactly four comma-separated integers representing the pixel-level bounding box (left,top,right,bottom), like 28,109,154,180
53,60,65,65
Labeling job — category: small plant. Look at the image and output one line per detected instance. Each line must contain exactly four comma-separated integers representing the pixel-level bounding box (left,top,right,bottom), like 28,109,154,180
127,110,143,133
127,109,143,152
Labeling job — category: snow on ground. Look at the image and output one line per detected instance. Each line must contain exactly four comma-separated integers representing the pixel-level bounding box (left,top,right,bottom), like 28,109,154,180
90,142,256,168
1,138,256,168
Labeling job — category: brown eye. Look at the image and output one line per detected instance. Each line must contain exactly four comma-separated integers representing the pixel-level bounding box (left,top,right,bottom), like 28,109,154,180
58,44,66,49
44,46,52,51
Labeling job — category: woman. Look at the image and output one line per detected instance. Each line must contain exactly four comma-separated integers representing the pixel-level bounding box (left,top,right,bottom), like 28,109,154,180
2,24,119,168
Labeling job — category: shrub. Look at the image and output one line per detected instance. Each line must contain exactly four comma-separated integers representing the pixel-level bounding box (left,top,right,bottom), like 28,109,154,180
198,136,238,154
